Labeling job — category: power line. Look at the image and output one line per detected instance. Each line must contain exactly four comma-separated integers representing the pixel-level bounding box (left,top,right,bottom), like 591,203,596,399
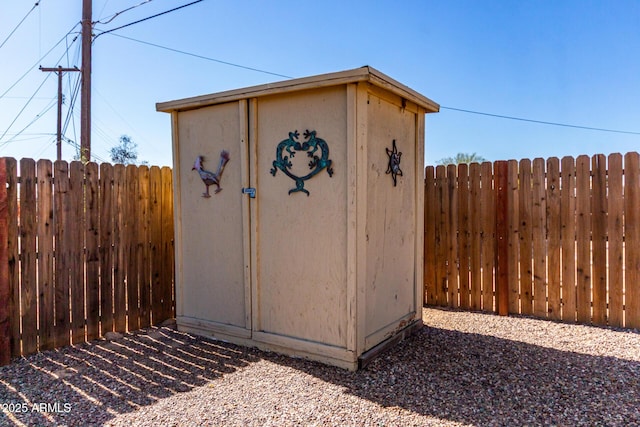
1,132,55,137
0,99,57,149
62,135,109,163
62,73,82,136
0,30,81,152
33,136,57,159
0,23,80,101
105,33,294,79
64,27,83,150
61,31,82,137
97,0,112,20
98,35,637,137
94,86,150,146
0,2,41,51
0,98,56,150
93,0,205,39
441,106,640,136
95,0,154,25
2,96,54,100
100,30,640,137
0,73,53,144
2,98,56,146
96,34,635,137
11,0,630,162
64,76,82,147
63,134,109,163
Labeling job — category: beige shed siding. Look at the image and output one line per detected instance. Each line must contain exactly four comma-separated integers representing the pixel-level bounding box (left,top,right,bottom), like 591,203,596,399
254,87,349,348
161,67,439,369
364,92,418,348
175,102,248,328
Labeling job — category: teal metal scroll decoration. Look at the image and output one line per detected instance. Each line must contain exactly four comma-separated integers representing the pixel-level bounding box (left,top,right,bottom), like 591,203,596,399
270,130,334,196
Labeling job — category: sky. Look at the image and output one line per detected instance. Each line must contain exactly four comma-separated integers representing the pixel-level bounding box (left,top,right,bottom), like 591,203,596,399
0,0,639,167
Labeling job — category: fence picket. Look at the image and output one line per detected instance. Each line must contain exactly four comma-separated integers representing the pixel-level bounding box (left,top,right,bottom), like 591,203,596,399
36,160,54,350
591,155,607,324
469,163,482,310
0,160,10,365
113,164,127,332
607,154,624,327
126,165,140,331
480,162,495,312
160,167,175,321
519,158,533,315
446,164,458,308
576,155,591,323
458,163,470,309
6,158,19,358
546,158,561,320
19,159,38,354
85,162,100,341
138,166,151,328
495,161,509,315
54,161,70,348
435,166,448,306
424,166,436,305
507,160,519,314
150,166,163,321
532,158,547,318
625,152,640,329
70,162,85,344
99,163,114,335
560,156,576,322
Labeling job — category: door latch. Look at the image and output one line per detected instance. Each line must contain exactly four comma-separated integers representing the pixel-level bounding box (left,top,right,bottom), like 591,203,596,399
242,187,256,198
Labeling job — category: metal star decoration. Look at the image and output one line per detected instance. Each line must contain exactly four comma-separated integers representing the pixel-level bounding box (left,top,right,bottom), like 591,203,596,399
385,139,403,186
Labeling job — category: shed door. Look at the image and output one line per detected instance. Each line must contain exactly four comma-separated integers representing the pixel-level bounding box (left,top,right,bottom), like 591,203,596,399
175,101,251,331
249,88,349,348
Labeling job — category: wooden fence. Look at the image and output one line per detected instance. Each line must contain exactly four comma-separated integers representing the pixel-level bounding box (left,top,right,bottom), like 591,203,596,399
0,157,175,365
424,152,640,329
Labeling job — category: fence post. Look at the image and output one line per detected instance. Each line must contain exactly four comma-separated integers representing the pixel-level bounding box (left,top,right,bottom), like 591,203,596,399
0,158,10,365
495,161,509,316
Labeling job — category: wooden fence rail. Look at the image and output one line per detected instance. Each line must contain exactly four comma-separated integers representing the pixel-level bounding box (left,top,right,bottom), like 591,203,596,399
424,152,640,329
0,157,174,364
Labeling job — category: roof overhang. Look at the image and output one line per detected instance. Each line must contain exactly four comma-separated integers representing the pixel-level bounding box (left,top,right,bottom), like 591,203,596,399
156,66,440,114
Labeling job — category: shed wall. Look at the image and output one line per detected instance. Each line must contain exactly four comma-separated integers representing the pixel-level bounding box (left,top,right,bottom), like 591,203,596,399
364,92,418,348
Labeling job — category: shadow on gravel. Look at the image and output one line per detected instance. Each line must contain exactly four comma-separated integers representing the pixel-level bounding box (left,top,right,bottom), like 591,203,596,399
0,325,261,426
266,321,640,426
2,318,639,426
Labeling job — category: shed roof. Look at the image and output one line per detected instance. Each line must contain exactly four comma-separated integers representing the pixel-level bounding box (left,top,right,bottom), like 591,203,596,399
156,66,439,113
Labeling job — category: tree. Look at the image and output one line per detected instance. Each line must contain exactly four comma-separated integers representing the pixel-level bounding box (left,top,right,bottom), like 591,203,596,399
436,152,486,166
110,135,139,165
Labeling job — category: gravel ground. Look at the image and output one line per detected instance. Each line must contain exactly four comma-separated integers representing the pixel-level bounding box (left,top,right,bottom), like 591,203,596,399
1,307,639,426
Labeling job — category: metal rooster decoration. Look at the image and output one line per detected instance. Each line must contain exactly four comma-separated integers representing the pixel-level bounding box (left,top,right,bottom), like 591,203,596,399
192,150,230,197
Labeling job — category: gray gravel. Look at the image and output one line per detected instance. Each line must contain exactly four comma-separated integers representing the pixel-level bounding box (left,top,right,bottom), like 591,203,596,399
1,307,639,426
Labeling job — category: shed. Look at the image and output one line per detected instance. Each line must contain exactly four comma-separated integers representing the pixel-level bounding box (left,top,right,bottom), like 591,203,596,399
157,66,439,370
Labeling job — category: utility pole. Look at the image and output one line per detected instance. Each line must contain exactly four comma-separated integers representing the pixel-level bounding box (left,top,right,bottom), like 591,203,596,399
81,0,92,162
40,66,80,161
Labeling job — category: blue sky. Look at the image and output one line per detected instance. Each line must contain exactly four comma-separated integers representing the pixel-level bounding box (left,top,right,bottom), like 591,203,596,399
1,0,638,166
